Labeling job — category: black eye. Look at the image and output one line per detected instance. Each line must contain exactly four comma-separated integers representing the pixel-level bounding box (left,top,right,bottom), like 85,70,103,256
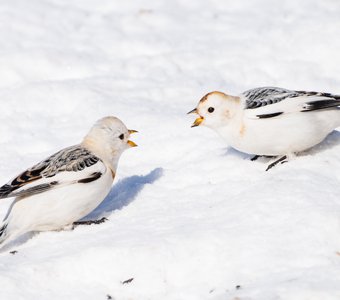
208,107,214,113
119,134,124,140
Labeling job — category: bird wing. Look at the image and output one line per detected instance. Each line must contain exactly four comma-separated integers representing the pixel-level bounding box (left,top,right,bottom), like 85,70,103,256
242,87,340,119
0,145,106,199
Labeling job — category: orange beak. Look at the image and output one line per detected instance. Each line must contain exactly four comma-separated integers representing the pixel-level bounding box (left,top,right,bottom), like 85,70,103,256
127,129,138,147
188,108,204,127
127,140,138,147
191,117,204,127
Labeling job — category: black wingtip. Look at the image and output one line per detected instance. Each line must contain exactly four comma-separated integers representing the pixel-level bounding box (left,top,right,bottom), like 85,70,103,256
301,99,340,112
256,112,283,119
0,184,15,199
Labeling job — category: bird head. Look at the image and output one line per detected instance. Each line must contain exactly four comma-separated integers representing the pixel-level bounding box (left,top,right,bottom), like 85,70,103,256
188,91,240,129
82,116,137,166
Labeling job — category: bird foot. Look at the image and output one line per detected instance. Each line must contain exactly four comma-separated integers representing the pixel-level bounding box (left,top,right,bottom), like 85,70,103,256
265,155,288,171
73,217,108,226
251,155,275,162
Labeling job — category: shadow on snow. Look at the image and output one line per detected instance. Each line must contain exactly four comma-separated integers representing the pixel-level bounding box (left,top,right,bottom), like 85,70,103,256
83,167,163,220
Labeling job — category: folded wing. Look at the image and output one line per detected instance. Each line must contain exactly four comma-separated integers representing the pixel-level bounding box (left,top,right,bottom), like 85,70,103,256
242,87,340,119
0,145,105,199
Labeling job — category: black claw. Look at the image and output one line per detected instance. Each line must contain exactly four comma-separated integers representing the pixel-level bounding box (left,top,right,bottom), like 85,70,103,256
73,217,108,226
265,155,287,171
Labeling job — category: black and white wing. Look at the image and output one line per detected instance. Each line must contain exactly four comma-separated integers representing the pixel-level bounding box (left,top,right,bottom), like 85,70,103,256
242,87,340,119
0,145,106,199
243,87,302,109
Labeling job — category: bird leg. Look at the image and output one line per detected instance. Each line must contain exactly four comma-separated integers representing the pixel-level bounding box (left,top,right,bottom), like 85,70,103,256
251,155,274,161
265,155,287,171
250,155,261,161
73,217,108,226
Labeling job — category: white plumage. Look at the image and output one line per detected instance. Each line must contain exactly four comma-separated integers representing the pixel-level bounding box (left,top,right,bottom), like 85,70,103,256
189,87,340,169
0,116,137,247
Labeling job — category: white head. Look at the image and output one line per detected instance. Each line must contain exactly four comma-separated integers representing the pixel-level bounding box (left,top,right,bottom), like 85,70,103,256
82,116,137,168
188,91,240,129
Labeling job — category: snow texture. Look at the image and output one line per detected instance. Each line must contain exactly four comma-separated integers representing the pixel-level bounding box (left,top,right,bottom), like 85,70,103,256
1,0,340,299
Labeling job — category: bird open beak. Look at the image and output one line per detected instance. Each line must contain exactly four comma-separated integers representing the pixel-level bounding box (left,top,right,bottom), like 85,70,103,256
127,129,138,147
187,108,198,115
188,108,204,127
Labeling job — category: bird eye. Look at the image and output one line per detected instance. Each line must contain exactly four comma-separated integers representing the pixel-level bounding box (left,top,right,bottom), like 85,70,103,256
119,134,124,140
208,107,214,113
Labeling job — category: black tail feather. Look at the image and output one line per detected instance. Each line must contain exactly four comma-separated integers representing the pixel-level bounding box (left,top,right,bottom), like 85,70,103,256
302,99,340,112
0,222,8,240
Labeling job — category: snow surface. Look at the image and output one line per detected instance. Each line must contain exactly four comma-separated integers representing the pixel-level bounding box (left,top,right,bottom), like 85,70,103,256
1,0,340,299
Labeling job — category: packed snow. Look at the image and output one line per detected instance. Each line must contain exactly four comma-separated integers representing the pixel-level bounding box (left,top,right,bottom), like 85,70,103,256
1,0,340,299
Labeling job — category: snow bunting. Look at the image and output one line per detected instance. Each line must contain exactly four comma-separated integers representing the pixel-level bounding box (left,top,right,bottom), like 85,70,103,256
188,87,340,170
0,116,137,247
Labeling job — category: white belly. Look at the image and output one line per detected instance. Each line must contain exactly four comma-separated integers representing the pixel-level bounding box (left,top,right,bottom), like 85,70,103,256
218,110,340,156
6,170,113,233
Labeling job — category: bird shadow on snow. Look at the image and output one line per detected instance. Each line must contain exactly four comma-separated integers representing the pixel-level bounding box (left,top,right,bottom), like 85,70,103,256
0,168,163,253
223,147,250,160
83,167,163,220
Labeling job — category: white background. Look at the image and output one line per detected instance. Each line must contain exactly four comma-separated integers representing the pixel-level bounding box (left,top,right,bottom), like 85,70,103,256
1,0,340,299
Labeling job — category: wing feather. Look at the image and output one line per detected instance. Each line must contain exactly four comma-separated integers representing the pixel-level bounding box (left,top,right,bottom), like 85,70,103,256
243,87,300,109
242,87,340,119
0,145,104,199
